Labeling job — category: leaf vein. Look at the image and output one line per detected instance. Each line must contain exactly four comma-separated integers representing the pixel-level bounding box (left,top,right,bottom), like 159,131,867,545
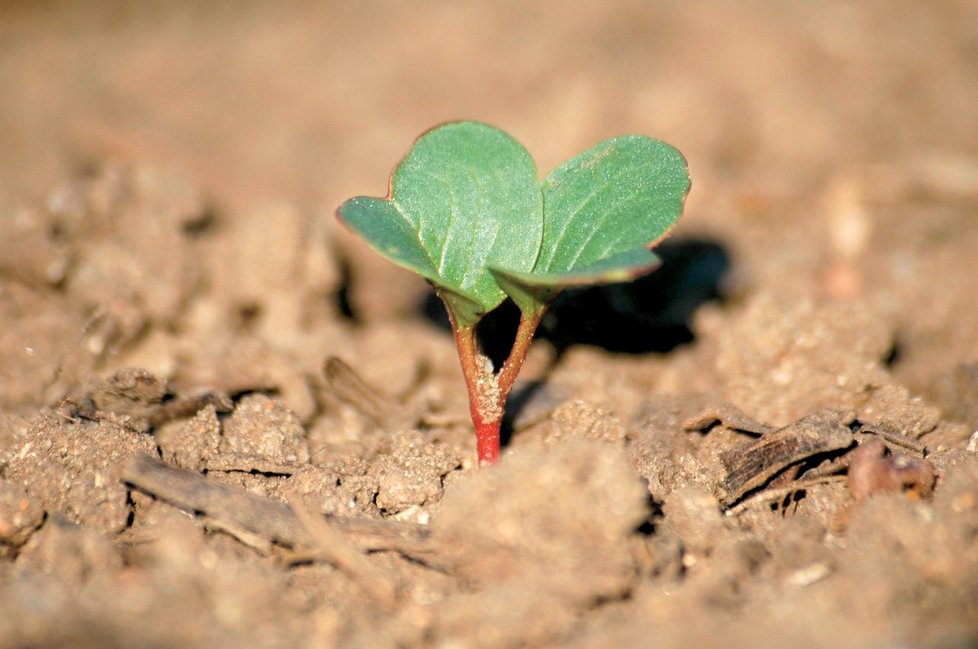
544,179,609,271
562,185,642,270
391,198,439,274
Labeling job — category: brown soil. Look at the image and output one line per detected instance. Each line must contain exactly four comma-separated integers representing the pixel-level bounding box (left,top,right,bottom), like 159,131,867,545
2,2,978,648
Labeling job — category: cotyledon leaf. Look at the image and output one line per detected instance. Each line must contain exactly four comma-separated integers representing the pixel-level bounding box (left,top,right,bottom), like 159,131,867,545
491,135,690,315
336,122,544,328
492,247,664,317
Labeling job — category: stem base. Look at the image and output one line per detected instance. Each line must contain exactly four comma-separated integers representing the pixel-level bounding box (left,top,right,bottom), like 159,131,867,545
475,419,500,466
450,308,545,466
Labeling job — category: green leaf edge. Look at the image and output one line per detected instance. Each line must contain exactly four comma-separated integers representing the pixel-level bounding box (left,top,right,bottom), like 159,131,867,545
491,135,690,315
491,248,664,315
336,121,542,329
337,196,496,328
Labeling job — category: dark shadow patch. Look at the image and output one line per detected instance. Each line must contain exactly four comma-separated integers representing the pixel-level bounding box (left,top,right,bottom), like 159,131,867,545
536,238,731,354
882,339,902,368
334,256,359,322
420,237,732,360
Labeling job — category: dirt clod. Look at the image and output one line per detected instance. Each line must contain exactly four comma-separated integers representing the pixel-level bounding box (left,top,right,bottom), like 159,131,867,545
0,482,44,549
220,393,310,466
546,399,627,446
847,437,936,503
370,431,460,516
5,411,157,535
661,486,728,556
433,441,648,601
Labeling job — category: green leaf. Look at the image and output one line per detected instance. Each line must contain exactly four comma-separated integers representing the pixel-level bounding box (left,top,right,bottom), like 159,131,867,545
493,248,663,313
491,135,690,315
337,122,543,328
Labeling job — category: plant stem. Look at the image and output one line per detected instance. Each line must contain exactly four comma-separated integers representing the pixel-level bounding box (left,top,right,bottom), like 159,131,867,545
451,323,500,465
450,308,545,466
497,309,544,402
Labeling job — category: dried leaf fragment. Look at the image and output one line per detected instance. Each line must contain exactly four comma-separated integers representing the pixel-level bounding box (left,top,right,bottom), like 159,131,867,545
718,410,854,506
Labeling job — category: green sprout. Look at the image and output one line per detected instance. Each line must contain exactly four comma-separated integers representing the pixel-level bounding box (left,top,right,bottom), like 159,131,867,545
337,121,690,465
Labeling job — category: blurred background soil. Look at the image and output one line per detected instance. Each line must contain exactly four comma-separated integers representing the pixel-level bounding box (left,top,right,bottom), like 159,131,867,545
2,2,978,648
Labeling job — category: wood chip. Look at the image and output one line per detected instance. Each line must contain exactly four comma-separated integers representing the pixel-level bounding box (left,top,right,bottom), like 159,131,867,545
683,404,774,436
717,410,854,506
855,421,926,455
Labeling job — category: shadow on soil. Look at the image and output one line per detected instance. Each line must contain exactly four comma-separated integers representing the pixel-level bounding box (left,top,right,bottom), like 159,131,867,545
420,237,732,361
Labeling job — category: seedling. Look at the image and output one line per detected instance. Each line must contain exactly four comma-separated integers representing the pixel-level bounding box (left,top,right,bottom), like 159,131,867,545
337,121,690,465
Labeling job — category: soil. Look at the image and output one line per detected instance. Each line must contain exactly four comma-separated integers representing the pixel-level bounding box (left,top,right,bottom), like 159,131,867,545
2,2,978,648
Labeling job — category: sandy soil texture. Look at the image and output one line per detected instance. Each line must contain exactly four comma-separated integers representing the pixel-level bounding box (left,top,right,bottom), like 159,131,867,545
2,2,978,648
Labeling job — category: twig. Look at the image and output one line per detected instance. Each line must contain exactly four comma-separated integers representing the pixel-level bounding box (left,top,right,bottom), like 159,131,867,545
287,493,399,609
323,356,410,430
121,454,433,559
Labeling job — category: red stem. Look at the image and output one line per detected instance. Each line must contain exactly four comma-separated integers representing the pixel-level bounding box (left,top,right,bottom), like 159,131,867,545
450,309,544,466
451,323,499,465
498,309,544,401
